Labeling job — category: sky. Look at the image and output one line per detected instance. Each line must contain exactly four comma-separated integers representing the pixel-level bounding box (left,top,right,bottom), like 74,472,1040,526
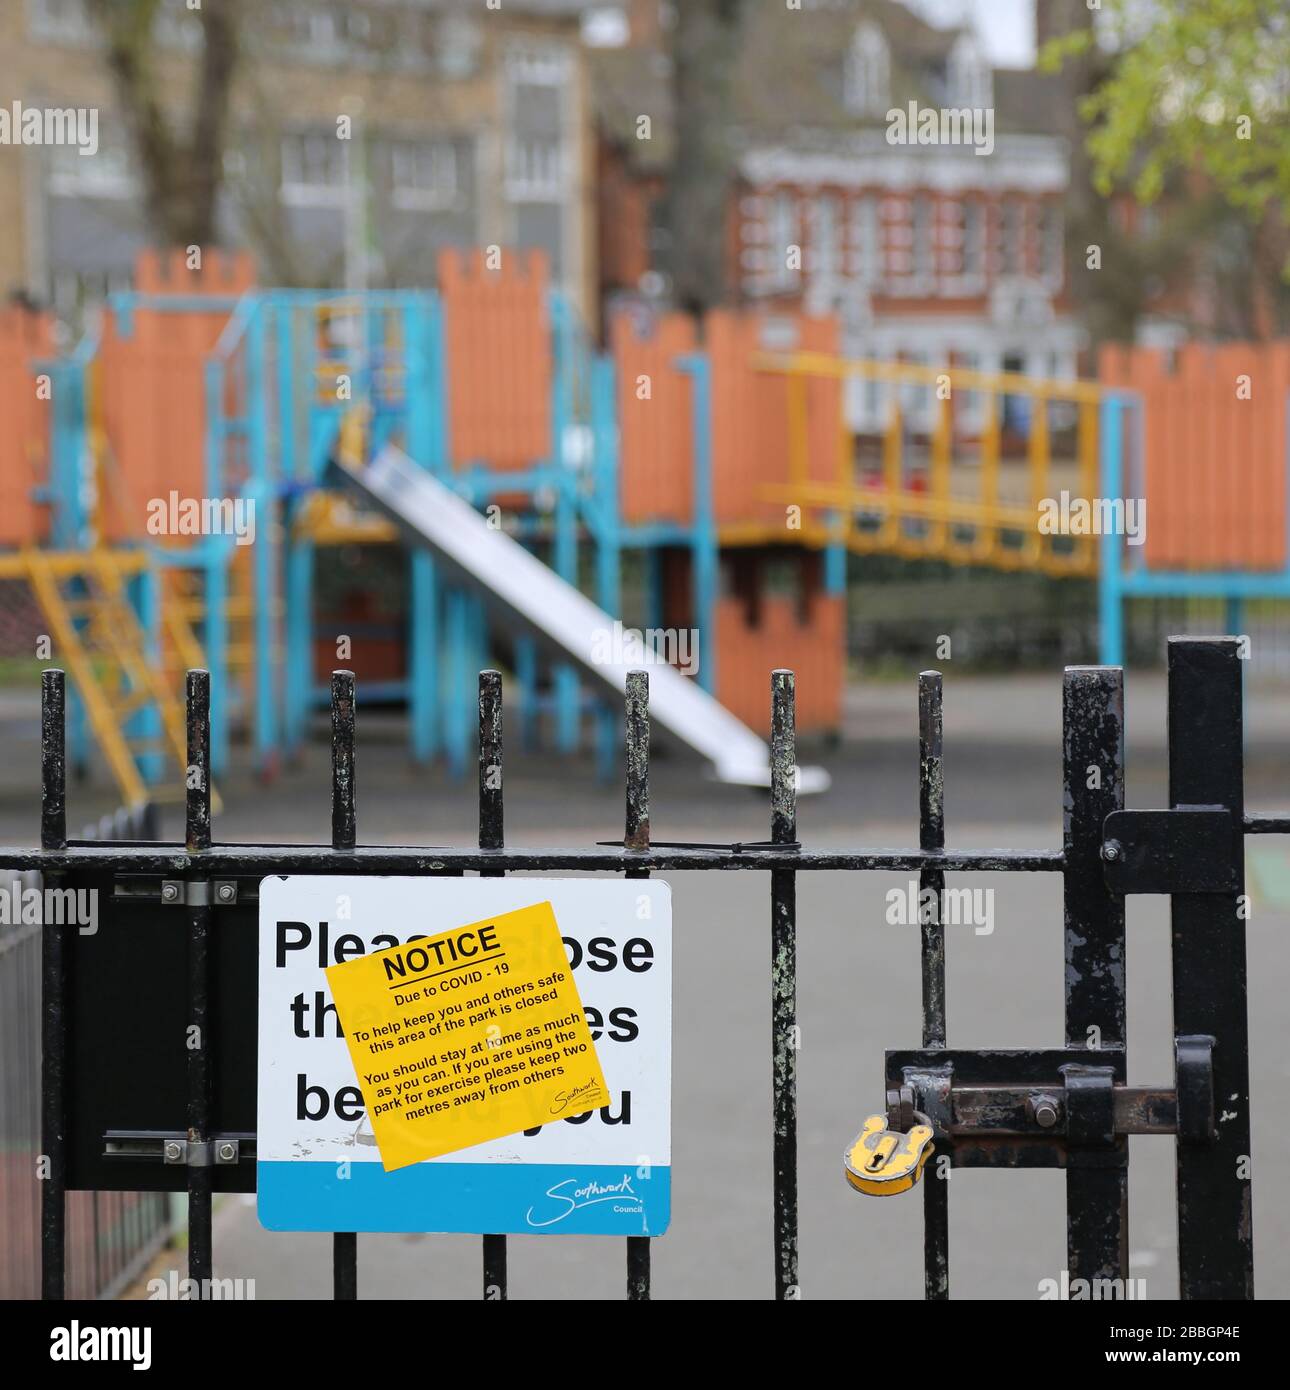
584,3,1038,69
902,0,1035,67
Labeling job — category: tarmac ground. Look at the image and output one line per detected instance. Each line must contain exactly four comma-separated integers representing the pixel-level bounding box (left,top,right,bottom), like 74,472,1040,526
2,669,1286,1299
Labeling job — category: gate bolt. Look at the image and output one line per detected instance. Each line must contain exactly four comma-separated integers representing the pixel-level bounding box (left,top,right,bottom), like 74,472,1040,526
217,883,236,904
161,882,181,904
1026,1095,1061,1129
217,1142,237,1163
163,1141,183,1162
1101,840,1121,863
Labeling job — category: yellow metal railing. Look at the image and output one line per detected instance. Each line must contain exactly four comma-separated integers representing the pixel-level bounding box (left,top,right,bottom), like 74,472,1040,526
755,352,1101,578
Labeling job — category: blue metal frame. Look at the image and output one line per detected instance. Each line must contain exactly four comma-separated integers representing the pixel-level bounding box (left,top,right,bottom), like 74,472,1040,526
40,273,1290,796
127,566,164,787
1097,393,1127,667
676,354,718,696
39,278,854,787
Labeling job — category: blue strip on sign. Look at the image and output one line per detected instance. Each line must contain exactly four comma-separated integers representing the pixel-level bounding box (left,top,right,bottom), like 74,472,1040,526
257,1161,671,1236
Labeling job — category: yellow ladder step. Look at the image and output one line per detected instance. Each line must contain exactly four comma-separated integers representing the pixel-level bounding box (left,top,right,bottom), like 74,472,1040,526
19,548,221,812
108,691,153,719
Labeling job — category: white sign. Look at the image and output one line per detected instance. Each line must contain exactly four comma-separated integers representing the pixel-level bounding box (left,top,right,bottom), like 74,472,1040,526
257,877,672,1235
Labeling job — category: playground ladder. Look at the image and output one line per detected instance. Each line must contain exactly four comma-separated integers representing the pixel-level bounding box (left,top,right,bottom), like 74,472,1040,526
20,549,216,812
164,547,257,697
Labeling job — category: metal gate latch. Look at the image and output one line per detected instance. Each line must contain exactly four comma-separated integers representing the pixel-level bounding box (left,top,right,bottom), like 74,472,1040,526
844,1109,934,1195
1100,806,1239,894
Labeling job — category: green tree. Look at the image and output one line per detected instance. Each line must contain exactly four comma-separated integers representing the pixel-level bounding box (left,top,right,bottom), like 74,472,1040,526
662,0,748,316
87,0,241,249
1039,0,1124,347
1041,0,1290,335
1043,0,1289,215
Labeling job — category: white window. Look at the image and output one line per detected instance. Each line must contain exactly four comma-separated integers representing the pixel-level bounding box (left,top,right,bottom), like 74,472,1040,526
506,45,573,89
28,0,94,43
844,22,891,118
276,1,378,63
849,195,880,283
390,139,465,212
505,44,573,277
912,196,933,279
300,4,340,48
47,139,134,198
504,139,563,201
1001,200,1024,276
769,192,799,290
955,350,983,432
947,34,993,110
281,131,348,206
505,45,569,202
902,350,933,428
962,201,985,277
1040,204,1064,286
436,15,482,80
812,195,841,277
864,369,882,431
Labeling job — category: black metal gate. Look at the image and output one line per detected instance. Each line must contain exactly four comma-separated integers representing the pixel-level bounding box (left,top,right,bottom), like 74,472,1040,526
1,636,1258,1300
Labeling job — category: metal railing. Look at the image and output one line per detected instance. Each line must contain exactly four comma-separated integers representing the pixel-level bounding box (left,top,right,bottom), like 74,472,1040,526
2,854,172,1299
2,639,1261,1299
755,351,1120,578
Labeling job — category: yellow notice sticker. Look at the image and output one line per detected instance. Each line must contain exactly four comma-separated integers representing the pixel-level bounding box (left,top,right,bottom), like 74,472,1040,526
324,900,609,1171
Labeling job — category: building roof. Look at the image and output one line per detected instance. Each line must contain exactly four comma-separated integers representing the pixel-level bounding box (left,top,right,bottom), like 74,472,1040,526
591,0,1066,167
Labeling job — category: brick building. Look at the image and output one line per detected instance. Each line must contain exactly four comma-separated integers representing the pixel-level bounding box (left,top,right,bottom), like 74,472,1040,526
593,0,1081,426
0,0,598,320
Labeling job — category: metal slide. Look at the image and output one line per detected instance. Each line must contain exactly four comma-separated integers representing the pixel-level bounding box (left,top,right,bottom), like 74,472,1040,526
335,445,829,793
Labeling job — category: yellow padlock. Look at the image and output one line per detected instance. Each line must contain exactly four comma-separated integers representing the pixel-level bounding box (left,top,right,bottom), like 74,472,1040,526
844,1113,934,1195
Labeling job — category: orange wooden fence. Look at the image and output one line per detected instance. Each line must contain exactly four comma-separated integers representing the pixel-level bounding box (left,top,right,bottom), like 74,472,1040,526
652,547,843,735
614,308,841,531
439,248,552,472
614,309,846,731
717,592,844,736
708,311,840,529
9,247,848,731
613,312,698,525
1100,342,1290,572
0,306,54,547
100,249,254,543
